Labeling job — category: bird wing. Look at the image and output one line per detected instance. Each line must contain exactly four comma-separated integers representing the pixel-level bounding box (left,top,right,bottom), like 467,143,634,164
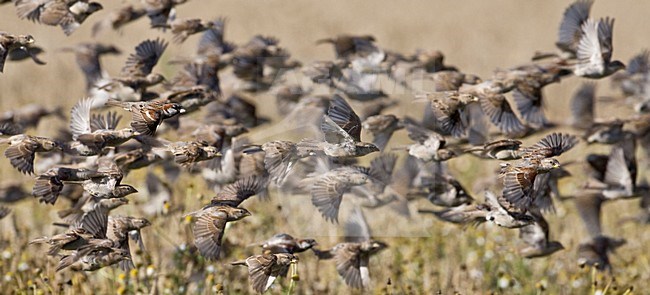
597,17,614,64
5,139,38,174
556,0,593,54
246,254,277,293
193,208,228,260
334,244,363,289
603,146,633,193
321,115,354,145
311,175,346,223
70,97,95,140
327,94,362,141
479,94,527,136
576,18,605,74
121,38,167,76
211,176,266,207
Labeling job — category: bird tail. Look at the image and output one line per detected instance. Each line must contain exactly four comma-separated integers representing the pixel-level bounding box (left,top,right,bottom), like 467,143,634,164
105,99,128,109
28,236,49,245
56,254,77,272
230,259,247,266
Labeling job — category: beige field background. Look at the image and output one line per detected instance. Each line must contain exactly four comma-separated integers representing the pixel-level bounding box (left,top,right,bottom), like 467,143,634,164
1,1,649,294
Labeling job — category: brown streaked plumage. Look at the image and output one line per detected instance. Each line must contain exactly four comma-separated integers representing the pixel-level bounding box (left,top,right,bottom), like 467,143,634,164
0,134,60,174
231,253,297,293
16,0,103,35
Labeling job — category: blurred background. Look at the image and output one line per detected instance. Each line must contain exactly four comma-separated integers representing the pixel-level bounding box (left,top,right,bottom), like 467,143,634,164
1,0,649,294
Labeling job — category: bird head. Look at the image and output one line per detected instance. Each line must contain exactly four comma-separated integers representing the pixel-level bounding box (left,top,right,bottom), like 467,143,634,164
538,158,561,171
607,60,626,74
298,239,318,250
355,142,380,155
130,217,152,229
231,207,252,219
117,185,138,197
19,35,35,46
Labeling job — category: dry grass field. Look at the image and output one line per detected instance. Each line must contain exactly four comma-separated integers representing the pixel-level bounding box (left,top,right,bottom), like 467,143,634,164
0,1,649,294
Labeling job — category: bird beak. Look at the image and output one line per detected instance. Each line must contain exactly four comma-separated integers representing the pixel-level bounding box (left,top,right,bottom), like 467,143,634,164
552,163,560,168
179,108,186,114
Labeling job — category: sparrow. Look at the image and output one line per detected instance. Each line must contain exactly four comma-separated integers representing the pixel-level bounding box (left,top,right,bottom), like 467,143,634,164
56,246,130,272
185,176,266,260
105,100,185,136
462,81,528,137
105,215,151,270
308,165,370,223
410,50,459,73
466,139,523,160
426,70,480,91
518,210,564,258
15,0,103,35
510,69,561,128
142,0,188,29
169,18,214,43
60,43,121,92
80,158,138,199
231,253,297,293
402,120,455,162
161,139,222,166
416,172,473,207
316,34,377,60
418,191,533,228
110,38,168,95
418,91,478,138
313,207,388,289
309,95,379,158
573,18,626,78
91,4,147,37
0,134,60,174
196,17,235,58
0,32,43,73
69,98,138,154
257,233,317,254
584,139,640,200
32,167,102,204
500,157,561,210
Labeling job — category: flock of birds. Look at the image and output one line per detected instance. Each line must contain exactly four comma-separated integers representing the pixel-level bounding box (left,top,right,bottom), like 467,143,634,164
1,0,649,292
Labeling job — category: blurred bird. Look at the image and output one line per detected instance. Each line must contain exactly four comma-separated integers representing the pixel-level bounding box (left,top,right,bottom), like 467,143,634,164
573,18,625,78
185,176,266,260
1,134,60,174
231,253,297,293
91,4,146,37
256,233,317,254
518,210,564,258
15,0,103,35
60,43,121,92
105,100,185,136
169,18,214,43
313,207,387,289
0,32,41,73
